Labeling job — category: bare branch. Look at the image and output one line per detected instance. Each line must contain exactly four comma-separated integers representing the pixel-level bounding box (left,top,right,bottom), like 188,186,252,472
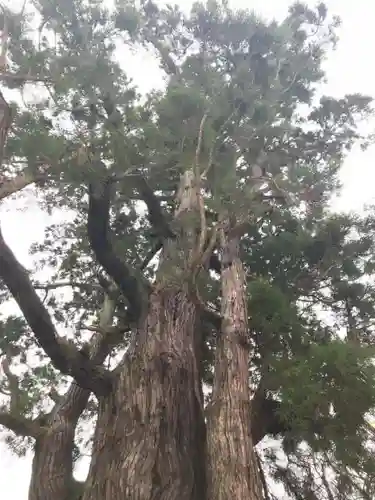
256,452,270,500
0,227,112,396
0,411,41,437
194,113,208,262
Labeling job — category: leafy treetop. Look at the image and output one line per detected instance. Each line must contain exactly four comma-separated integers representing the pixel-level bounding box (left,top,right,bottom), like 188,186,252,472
0,1,374,498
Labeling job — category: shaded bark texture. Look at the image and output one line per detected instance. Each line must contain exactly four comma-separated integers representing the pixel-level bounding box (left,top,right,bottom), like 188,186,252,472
28,294,116,500
206,228,264,500
82,171,206,500
29,383,88,500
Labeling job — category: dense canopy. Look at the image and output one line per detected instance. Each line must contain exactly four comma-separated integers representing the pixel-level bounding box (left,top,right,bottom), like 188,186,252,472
0,1,375,499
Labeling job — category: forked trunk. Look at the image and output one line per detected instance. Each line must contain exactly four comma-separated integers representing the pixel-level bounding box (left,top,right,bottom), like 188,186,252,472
82,171,206,500
206,228,264,500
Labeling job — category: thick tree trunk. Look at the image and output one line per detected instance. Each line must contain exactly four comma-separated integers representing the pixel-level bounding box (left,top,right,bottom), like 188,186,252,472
29,383,88,500
82,171,206,500
28,293,116,500
206,228,264,500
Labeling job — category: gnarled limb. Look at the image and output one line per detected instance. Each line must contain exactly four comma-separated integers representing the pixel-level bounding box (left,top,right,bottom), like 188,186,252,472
88,174,145,322
89,166,176,315
0,226,112,396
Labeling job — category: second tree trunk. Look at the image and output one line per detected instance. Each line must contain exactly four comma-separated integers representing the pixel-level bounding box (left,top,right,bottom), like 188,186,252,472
206,228,264,500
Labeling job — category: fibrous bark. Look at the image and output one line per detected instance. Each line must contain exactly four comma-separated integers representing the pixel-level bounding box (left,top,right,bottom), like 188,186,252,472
206,227,264,500
83,170,206,500
28,293,116,500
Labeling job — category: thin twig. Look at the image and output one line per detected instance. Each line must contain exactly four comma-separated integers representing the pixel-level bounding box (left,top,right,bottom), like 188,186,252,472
194,113,208,263
256,452,270,500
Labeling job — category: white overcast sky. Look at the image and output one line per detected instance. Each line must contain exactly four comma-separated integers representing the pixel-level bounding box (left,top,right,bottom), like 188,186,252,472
1,0,375,498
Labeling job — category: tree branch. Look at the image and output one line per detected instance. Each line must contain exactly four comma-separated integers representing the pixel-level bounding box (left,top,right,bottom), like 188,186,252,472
44,290,119,423
0,353,41,437
0,411,41,437
251,388,329,445
88,172,145,322
256,452,270,500
48,386,64,404
123,173,174,239
0,227,112,396
33,280,99,292
251,392,291,445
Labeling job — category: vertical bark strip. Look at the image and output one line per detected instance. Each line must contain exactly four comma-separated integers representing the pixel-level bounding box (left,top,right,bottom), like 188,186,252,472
206,228,264,500
28,293,116,500
83,170,206,500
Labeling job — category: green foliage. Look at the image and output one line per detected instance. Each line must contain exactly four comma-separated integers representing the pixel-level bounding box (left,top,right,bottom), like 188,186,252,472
277,341,375,439
0,0,375,498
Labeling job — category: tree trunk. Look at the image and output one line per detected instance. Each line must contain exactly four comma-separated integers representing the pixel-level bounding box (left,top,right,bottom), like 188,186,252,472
29,383,88,500
82,171,206,500
29,293,116,500
206,228,264,500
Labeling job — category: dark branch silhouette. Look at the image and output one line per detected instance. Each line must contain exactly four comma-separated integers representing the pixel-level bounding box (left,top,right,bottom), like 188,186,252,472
251,395,289,445
88,171,145,322
0,411,41,437
125,173,175,240
0,228,112,396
